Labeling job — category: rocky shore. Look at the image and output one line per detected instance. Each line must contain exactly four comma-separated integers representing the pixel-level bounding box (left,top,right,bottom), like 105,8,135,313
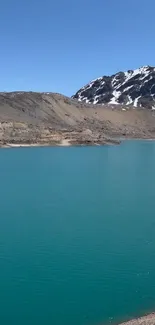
0,122,121,148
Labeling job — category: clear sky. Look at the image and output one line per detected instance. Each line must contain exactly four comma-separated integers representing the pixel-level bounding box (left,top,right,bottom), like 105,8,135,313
1,0,155,96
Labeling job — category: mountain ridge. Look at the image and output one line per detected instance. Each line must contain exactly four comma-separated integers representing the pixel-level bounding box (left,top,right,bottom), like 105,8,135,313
72,65,155,109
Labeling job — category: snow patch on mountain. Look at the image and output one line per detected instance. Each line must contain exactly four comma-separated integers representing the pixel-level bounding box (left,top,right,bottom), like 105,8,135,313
110,91,121,105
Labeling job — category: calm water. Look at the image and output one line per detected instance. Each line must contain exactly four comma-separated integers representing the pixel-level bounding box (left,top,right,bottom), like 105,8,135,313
0,141,155,325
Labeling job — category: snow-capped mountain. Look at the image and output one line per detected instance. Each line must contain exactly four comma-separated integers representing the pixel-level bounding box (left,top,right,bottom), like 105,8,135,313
72,66,155,109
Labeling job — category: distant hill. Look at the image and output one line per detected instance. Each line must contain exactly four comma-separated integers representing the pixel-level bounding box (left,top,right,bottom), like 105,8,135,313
0,91,155,147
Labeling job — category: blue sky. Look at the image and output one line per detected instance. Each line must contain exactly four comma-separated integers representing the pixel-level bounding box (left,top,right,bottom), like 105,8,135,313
1,0,155,96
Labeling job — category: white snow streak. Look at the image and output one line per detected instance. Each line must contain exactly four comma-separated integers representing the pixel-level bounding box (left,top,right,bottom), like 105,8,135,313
133,96,141,107
126,95,133,105
123,85,133,92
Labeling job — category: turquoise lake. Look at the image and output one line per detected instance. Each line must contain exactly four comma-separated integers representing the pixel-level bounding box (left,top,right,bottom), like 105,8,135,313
0,141,155,325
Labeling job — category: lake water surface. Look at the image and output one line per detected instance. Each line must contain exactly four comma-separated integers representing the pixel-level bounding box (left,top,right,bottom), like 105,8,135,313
0,141,155,325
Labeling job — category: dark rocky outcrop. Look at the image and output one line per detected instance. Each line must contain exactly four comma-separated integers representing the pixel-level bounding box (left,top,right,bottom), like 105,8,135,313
72,66,155,109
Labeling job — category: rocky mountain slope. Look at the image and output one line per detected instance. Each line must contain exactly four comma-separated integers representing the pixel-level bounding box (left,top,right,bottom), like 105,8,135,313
0,91,155,147
72,66,155,109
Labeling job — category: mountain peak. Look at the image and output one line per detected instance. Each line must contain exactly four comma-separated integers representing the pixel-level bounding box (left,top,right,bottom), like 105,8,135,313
72,66,155,109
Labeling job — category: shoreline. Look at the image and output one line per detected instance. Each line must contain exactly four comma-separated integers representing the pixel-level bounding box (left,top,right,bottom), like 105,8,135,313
0,139,71,148
118,313,155,325
0,138,120,148
1,137,155,149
